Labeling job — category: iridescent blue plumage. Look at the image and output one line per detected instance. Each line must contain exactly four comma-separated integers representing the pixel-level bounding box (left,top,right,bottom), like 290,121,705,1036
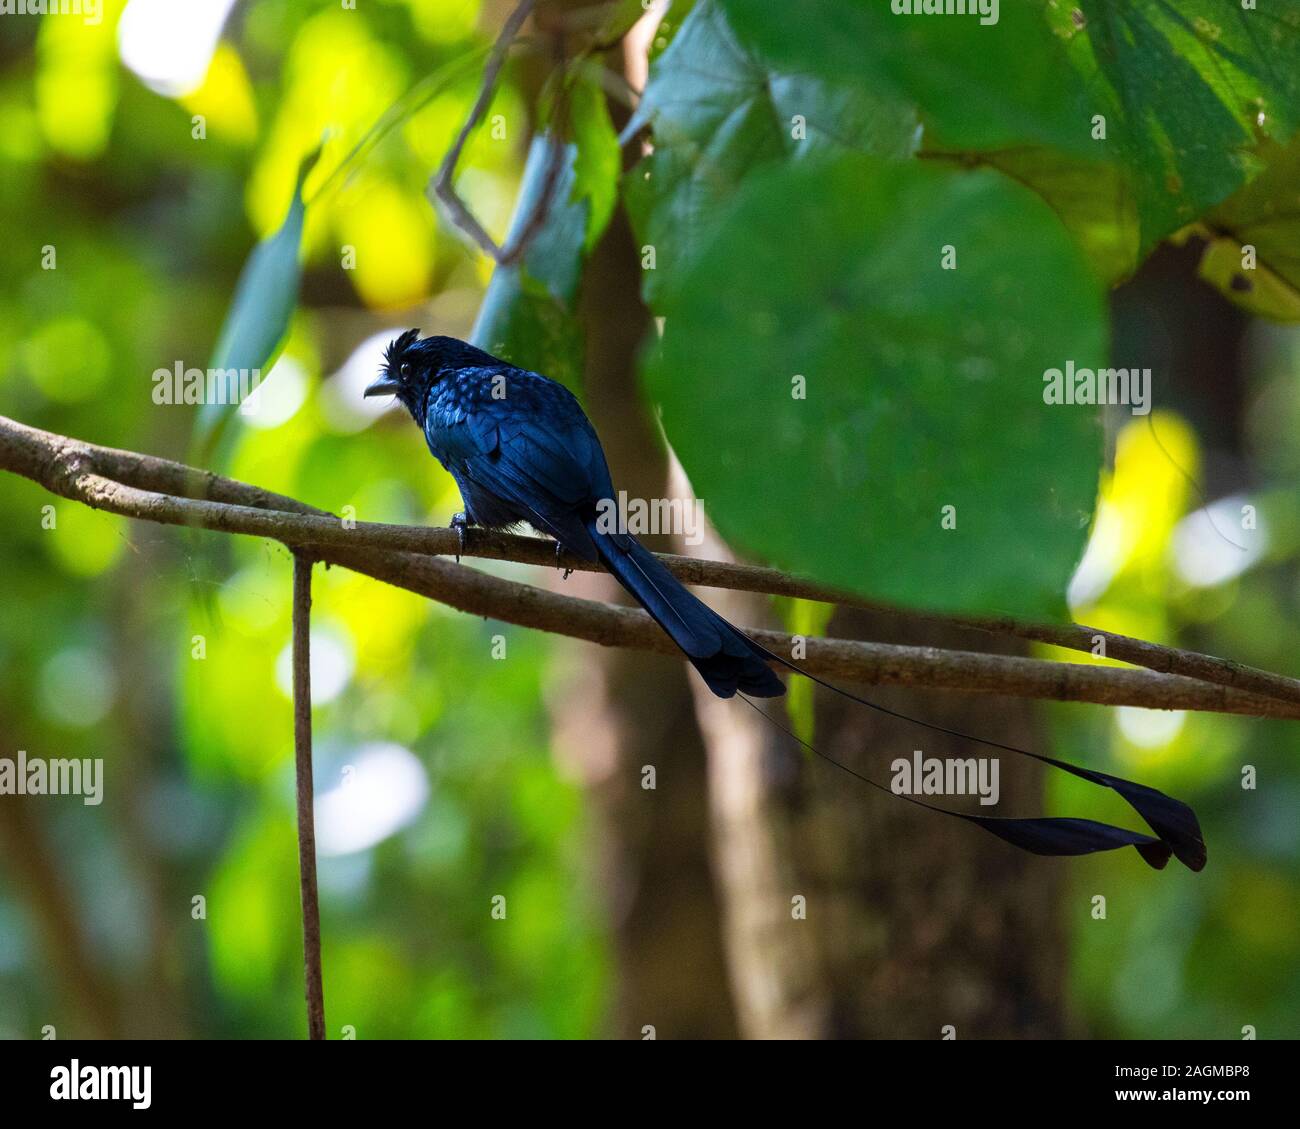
367,332,785,698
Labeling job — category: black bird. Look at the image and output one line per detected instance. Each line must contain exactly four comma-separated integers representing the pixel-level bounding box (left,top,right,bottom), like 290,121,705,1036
365,329,784,699
366,331,1206,873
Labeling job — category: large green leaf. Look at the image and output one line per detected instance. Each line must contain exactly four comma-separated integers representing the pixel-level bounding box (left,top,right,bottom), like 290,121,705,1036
642,156,1107,620
1066,0,1300,254
928,146,1141,286
624,0,919,307
718,0,1091,157
723,0,1300,269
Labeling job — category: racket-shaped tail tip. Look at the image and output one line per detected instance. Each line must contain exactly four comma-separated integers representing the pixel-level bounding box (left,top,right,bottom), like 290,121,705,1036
1172,809,1208,872
1179,832,1208,873
1135,841,1173,870
1110,780,1207,872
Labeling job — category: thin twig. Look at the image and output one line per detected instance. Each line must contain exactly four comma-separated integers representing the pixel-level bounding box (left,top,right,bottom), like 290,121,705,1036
292,552,326,1042
432,0,568,265
2,414,1299,717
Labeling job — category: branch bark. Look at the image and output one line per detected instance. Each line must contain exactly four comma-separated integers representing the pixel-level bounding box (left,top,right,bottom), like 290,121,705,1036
292,553,326,1042
2,414,1298,720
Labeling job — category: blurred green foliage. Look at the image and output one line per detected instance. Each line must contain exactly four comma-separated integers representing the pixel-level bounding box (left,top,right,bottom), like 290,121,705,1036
0,0,607,1039
0,0,1299,1041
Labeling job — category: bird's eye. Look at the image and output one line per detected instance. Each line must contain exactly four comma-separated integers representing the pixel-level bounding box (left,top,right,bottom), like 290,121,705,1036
400,363,411,379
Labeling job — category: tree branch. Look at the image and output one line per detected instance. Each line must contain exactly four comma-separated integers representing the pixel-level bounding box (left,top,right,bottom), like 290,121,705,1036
292,553,326,1042
2,413,1299,720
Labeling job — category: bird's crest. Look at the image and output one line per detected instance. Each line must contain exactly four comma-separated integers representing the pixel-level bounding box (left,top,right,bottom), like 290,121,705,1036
384,328,422,368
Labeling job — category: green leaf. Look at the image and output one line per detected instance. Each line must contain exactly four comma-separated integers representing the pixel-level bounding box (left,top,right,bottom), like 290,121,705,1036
724,0,1300,267
719,0,1092,156
1192,136,1300,322
648,0,699,61
624,0,919,307
929,147,1140,286
642,155,1107,620
193,148,317,465
569,70,621,251
1068,0,1300,253
1195,236,1300,323
471,135,591,391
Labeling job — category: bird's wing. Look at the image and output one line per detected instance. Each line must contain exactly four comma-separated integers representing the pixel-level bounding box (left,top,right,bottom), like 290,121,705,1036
428,368,610,557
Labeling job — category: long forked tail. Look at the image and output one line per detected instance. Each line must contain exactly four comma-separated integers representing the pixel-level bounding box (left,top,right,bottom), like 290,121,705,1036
586,522,785,698
738,630,1207,873
588,522,1205,872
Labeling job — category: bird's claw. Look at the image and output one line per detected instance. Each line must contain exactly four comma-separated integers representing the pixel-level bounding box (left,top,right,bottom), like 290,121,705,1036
556,541,573,581
450,512,469,563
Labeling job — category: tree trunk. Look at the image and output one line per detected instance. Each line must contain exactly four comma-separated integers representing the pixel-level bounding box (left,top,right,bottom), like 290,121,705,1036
547,202,739,1038
702,607,1069,1038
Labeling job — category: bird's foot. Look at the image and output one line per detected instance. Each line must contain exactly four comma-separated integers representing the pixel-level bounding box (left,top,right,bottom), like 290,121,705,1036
450,512,470,563
555,541,573,581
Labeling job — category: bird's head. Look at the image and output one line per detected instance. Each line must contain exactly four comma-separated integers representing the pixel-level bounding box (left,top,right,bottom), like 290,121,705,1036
365,330,499,419
364,328,431,418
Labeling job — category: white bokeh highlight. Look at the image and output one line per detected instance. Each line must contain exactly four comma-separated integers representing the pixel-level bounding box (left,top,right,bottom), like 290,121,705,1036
276,626,354,705
315,743,430,857
1171,496,1266,588
1116,706,1186,749
118,0,238,97
320,329,406,433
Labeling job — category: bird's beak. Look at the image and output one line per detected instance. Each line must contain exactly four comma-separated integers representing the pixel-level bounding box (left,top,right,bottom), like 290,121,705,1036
364,373,400,399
